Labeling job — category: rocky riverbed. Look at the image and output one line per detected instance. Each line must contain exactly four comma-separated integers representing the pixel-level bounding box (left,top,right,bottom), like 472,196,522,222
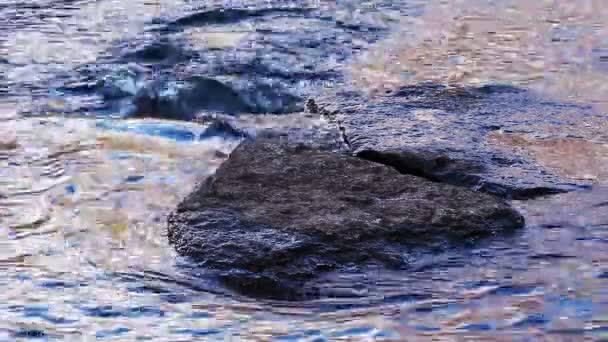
1,0,608,340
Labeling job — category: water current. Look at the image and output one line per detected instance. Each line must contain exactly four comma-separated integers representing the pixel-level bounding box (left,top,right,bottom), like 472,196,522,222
1,0,608,340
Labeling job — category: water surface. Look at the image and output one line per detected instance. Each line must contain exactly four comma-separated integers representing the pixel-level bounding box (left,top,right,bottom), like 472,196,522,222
1,0,608,340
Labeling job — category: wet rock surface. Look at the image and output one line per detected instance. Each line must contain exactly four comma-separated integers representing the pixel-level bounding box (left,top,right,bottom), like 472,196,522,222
309,84,608,199
167,139,524,299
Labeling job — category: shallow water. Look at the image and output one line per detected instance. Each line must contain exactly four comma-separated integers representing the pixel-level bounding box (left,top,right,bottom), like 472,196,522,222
1,0,608,340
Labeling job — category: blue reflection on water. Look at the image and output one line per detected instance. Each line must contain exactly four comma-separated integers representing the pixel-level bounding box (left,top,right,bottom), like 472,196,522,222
96,120,197,142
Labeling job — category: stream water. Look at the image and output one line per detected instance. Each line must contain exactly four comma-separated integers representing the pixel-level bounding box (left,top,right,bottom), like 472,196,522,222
1,0,608,340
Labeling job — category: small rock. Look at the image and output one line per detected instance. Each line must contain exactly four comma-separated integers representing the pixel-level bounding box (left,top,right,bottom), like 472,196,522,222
213,150,228,158
121,41,188,64
199,120,249,140
131,76,253,120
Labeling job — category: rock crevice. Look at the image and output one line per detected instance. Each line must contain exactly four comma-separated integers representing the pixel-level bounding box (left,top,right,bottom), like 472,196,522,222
307,84,603,199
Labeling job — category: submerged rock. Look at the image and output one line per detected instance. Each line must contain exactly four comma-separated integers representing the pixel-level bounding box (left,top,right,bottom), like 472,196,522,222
131,76,253,120
121,41,189,65
198,120,250,141
128,76,305,120
165,7,314,29
167,140,524,299
308,84,606,199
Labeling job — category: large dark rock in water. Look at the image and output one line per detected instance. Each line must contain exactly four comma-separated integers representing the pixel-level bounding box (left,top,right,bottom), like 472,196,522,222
308,84,606,199
167,140,524,299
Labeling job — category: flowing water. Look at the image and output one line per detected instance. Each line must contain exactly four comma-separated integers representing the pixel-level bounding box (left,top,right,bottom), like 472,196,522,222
1,0,608,340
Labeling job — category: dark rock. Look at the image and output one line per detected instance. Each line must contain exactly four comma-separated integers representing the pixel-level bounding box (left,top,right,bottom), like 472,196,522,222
128,76,306,120
131,76,253,120
167,140,524,299
167,8,313,29
308,84,605,199
199,120,250,140
121,41,188,64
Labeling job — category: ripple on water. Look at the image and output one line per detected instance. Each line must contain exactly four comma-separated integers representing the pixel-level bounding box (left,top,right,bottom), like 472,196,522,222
22,305,79,325
95,327,130,339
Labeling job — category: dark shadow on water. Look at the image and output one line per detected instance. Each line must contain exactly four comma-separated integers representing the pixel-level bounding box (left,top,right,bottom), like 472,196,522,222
165,7,315,30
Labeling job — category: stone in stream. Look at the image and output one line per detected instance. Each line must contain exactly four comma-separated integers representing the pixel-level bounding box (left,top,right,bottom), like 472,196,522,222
131,76,254,120
129,76,304,120
198,120,250,141
307,84,607,199
167,139,524,300
121,41,189,65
